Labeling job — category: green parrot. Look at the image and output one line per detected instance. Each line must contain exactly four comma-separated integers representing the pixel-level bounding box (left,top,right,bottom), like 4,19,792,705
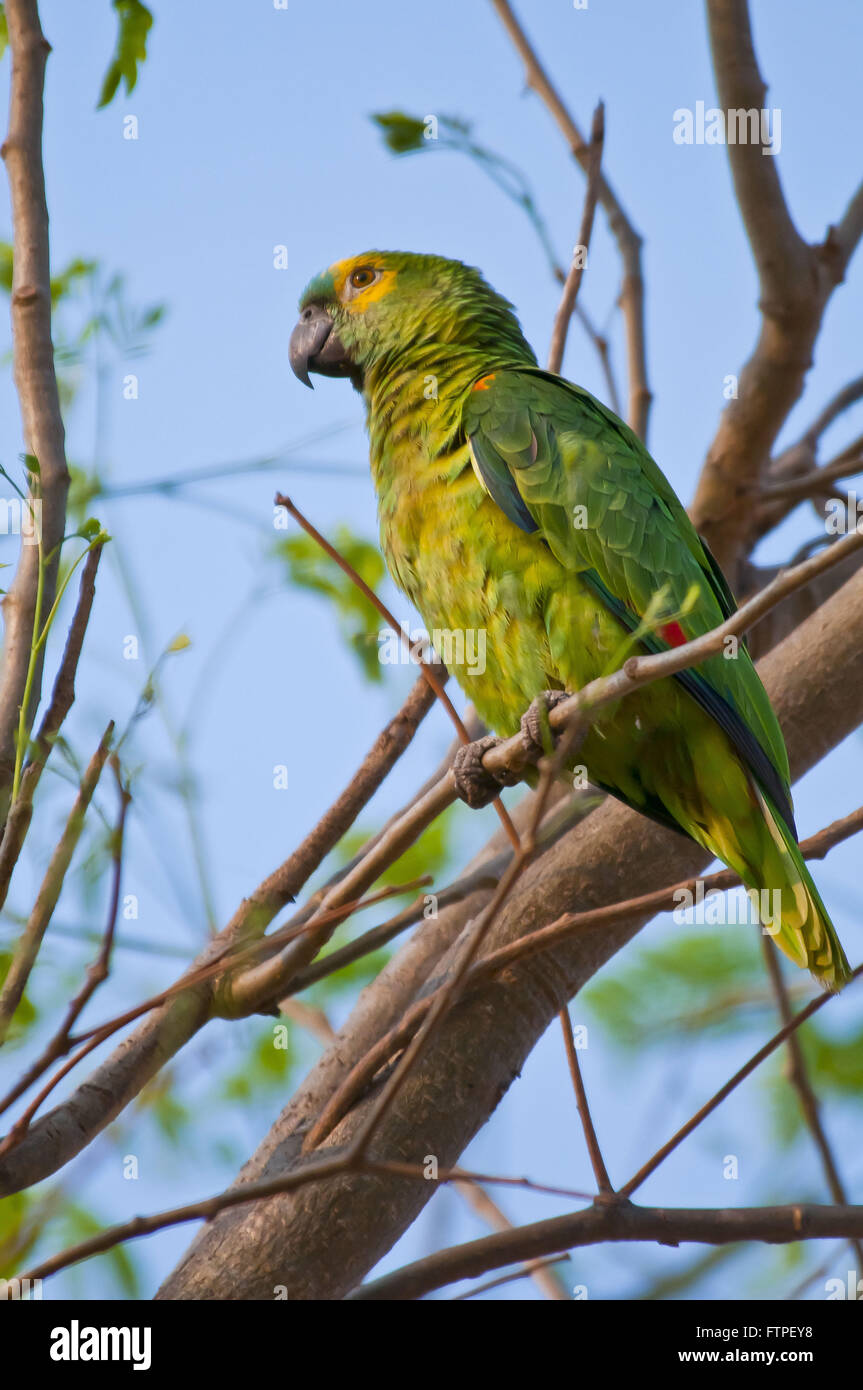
289,250,850,990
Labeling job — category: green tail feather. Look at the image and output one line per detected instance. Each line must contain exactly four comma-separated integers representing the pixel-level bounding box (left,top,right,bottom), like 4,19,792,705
751,786,850,992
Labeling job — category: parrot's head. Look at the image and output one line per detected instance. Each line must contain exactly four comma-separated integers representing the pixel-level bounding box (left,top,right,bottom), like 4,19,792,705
289,250,533,392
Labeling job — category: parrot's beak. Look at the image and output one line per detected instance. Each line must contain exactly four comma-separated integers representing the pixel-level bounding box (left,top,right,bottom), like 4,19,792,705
289,304,353,388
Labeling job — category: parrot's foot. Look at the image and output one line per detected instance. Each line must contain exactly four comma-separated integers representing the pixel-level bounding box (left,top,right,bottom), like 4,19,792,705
520,690,571,759
452,734,520,809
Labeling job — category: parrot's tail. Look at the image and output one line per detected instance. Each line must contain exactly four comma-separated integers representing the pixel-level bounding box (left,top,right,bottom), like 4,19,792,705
748,784,850,992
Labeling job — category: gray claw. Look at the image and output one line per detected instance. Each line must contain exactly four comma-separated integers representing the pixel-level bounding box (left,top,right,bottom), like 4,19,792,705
452,735,512,809
520,690,571,758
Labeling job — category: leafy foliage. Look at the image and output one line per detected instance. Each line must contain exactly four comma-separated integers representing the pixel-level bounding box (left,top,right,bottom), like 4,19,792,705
274,526,387,682
0,247,166,411
584,921,771,1046
98,0,153,109
220,1023,294,1103
769,1018,863,1145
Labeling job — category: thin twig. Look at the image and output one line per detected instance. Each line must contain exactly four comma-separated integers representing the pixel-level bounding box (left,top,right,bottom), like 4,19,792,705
619,965,863,1199
452,1254,570,1301
491,0,651,437
760,936,863,1270
453,1176,570,1299
0,543,104,910
558,1007,614,1195
0,723,114,1046
547,101,605,375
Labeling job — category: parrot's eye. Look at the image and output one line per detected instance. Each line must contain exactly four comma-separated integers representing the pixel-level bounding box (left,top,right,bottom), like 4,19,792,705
349,267,376,289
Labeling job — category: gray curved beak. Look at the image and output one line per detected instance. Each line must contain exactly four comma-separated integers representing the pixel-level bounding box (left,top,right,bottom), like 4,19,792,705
289,304,352,388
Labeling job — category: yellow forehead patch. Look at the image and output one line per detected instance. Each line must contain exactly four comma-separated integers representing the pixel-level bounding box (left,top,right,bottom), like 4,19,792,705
330,256,398,312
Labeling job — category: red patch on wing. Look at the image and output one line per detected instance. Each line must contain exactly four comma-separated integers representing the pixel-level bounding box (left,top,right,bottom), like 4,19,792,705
661,621,688,648
473,373,496,391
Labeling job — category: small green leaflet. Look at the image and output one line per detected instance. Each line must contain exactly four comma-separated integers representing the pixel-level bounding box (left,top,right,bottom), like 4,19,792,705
98,0,153,109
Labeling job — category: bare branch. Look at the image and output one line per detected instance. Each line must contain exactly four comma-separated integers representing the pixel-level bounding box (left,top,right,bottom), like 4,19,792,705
351,1201,863,1301
490,0,651,437
0,542,103,910
558,1007,613,1195
619,965,863,1200
453,1178,569,1300
0,723,113,1045
547,101,604,375
760,937,863,1270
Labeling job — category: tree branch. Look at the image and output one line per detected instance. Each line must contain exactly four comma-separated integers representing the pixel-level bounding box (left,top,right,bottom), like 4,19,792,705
490,0,651,438
547,102,604,375
351,1201,863,1301
691,0,863,577
158,555,863,1299
0,0,71,824
0,723,113,1045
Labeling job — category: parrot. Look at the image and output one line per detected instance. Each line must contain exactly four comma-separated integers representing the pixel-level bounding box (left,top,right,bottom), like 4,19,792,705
289,250,850,990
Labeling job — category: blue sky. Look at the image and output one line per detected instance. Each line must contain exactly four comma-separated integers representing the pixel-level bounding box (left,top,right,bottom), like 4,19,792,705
1,0,862,1299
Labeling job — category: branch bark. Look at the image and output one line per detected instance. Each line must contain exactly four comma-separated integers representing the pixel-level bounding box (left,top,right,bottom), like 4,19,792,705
0,0,70,824
351,1201,863,1301
690,0,863,579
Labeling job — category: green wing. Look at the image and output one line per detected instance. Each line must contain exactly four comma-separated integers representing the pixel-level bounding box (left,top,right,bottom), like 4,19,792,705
463,367,795,831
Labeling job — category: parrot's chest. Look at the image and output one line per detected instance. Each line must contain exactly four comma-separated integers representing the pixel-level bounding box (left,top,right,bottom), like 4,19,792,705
372,443,620,733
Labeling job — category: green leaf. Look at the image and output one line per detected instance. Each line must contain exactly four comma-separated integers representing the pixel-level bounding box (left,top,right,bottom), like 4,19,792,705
371,110,473,156
76,516,104,541
0,7,7,63
371,111,430,154
98,0,153,109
